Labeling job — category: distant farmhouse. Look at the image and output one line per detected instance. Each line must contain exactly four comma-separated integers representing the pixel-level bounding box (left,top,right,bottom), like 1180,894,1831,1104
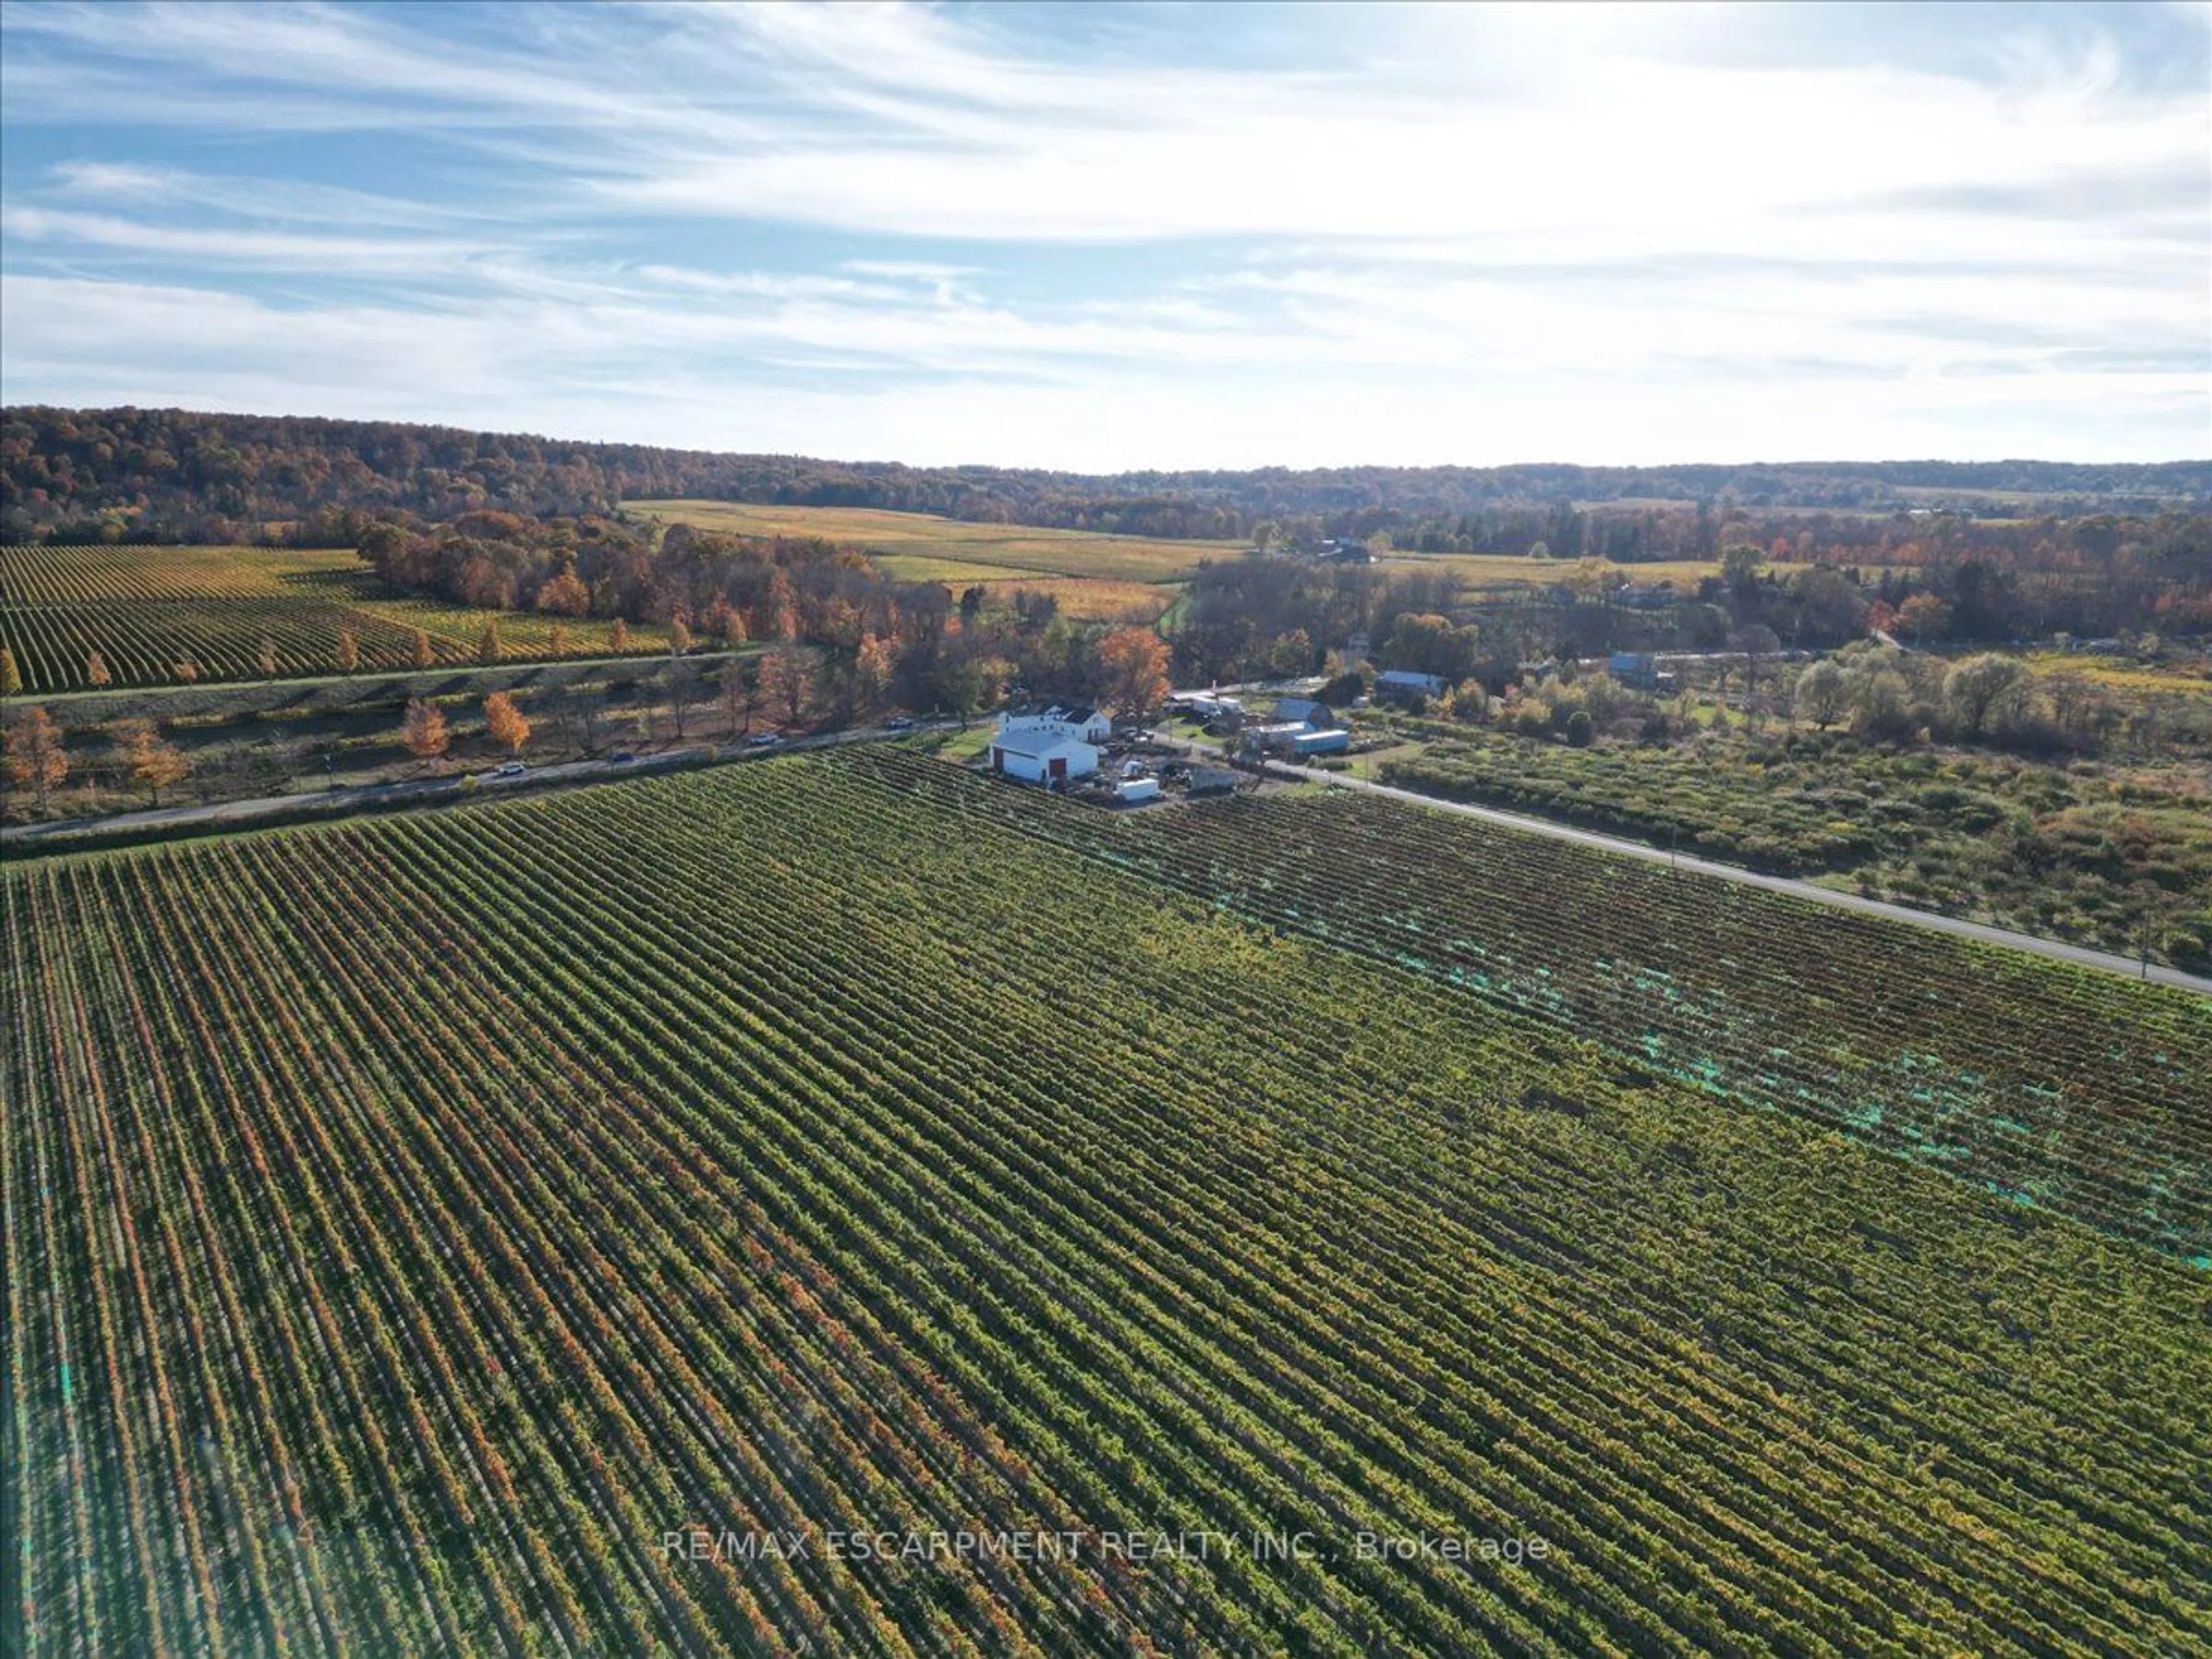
988,703,1109,784
1374,669,1448,703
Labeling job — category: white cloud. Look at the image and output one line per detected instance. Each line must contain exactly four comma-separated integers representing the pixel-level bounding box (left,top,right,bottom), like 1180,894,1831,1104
0,1,2204,464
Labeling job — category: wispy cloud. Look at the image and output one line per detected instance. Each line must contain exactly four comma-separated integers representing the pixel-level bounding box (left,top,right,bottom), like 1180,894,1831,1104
1,1,2204,466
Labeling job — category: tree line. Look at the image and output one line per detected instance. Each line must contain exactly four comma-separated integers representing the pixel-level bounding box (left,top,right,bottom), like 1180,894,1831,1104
7,404,2206,547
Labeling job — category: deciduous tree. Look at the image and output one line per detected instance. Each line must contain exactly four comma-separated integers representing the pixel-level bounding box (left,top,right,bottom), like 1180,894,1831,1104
336,631,360,673
1896,593,1952,642
1096,627,1172,719
484,692,529,756
400,698,450,766
4,707,68,812
0,647,19,696
719,660,760,736
86,652,112,688
259,637,279,680
411,629,435,669
536,569,590,617
478,619,502,666
853,632,895,714
760,647,812,729
1794,659,1849,729
112,718,190,804
1943,654,2031,740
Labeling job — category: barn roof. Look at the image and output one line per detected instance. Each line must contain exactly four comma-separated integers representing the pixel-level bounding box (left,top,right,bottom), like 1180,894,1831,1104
991,733,1093,760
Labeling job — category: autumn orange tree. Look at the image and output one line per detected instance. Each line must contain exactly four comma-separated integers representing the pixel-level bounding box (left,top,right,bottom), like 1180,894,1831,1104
484,692,530,757
3,707,69,813
411,629,435,669
110,718,191,805
86,652,112,688
536,569,590,617
478,619,502,666
1096,628,1172,719
336,630,360,673
400,699,450,768
258,638,279,680
0,647,19,696
611,618,630,653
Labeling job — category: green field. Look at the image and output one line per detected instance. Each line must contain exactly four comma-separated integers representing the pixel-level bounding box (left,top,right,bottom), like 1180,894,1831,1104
6,747,2208,1653
1388,550,1807,592
634,499,1225,584
1,543,669,693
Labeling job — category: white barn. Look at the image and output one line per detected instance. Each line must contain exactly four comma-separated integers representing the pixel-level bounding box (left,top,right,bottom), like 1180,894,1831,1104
988,729,1099,784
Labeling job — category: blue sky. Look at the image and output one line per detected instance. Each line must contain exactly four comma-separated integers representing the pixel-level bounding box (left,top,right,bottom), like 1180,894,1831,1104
2,0,2206,469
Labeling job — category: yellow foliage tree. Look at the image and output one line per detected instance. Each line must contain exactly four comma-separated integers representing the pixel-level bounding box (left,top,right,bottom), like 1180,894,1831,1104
484,692,530,757
111,718,191,805
1097,628,1172,719
400,699,450,766
4,707,69,813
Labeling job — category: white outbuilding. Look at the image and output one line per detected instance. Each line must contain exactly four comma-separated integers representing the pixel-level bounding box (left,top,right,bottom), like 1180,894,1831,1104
988,730,1098,784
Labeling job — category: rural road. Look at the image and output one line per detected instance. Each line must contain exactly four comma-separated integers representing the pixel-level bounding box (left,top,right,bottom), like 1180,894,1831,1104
12,714,2205,998
1266,759,2212,997
0,720,955,853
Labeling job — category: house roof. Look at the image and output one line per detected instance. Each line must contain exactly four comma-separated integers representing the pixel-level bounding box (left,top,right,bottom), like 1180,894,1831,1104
1377,669,1445,688
1274,698,1331,722
992,733,1093,760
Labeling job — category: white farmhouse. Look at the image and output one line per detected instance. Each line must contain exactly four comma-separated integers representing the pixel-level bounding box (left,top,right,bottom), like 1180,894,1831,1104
999,703,1112,744
988,704,1105,784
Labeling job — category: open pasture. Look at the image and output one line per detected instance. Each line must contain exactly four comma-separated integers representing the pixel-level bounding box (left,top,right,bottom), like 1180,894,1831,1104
634,499,1222,584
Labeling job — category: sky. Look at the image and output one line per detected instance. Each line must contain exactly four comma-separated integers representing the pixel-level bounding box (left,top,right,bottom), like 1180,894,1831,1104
1,0,2207,471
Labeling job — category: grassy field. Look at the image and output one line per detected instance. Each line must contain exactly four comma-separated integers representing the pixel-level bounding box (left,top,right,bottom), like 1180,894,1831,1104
1360,713,2212,968
6,746,2208,1652
634,499,1225,584
1,544,669,693
1387,551,1805,591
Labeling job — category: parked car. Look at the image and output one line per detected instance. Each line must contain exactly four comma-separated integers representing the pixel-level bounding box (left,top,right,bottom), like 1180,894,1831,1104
745,732,782,748
885,715,918,731
493,762,527,777
608,751,636,764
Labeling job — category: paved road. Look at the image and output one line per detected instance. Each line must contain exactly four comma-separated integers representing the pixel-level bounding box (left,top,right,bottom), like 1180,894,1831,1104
1264,760,2212,995
14,719,2205,997
1,721,955,852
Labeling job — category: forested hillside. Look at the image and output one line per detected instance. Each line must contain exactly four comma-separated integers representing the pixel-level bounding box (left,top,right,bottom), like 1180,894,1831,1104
6,406,2207,547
